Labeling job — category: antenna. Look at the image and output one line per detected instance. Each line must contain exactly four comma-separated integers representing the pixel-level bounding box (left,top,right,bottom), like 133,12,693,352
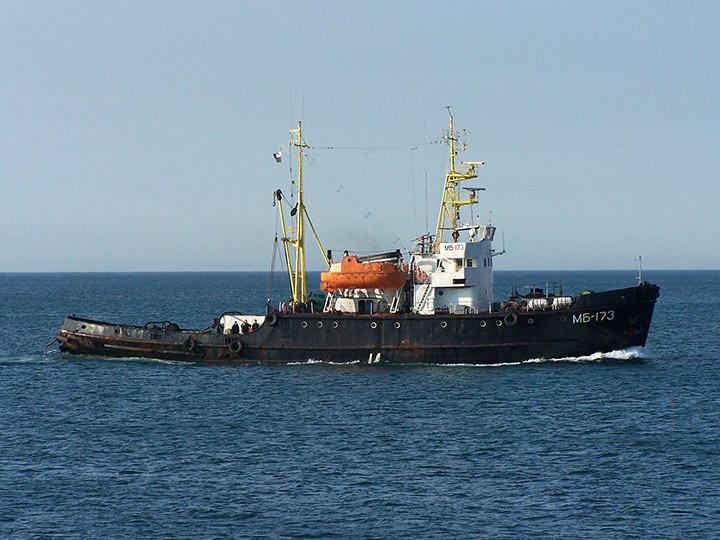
492,231,506,258
636,256,643,285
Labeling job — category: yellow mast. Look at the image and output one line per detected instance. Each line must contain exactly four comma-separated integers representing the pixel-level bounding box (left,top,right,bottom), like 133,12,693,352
291,122,306,303
434,107,482,244
274,121,329,309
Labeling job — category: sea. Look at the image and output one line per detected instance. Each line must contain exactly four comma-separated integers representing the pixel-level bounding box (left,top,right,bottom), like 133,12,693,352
1,270,718,539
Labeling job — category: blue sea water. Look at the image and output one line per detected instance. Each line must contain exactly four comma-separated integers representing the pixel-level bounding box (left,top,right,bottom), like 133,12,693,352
1,270,719,539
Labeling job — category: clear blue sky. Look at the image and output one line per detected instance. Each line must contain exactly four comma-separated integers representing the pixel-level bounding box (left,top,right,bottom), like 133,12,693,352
2,1,718,271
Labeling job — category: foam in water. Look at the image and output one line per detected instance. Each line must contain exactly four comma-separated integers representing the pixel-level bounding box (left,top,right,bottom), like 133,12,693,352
434,346,650,368
525,346,650,364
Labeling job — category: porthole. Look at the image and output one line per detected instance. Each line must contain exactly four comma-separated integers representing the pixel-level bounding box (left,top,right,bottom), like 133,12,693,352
528,318,534,325
370,322,378,329
301,321,308,329
496,319,503,327
316,321,323,328
394,322,401,329
440,321,447,328
480,320,487,328
332,321,339,329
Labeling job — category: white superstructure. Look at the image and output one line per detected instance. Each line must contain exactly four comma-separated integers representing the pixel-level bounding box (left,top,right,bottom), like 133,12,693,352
411,226,496,315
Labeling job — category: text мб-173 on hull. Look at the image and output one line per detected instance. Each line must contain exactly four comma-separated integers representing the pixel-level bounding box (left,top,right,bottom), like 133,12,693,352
53,110,659,365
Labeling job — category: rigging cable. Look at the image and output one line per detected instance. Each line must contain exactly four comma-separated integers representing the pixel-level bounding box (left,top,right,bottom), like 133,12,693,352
308,140,437,152
364,150,402,247
268,234,278,306
410,144,417,234
268,199,281,306
424,121,429,234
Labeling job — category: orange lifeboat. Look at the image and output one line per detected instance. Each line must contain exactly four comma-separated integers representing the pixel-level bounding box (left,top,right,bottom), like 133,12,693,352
321,254,409,292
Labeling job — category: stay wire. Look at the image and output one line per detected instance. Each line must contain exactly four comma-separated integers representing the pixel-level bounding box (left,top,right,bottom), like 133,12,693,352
268,235,278,306
308,140,438,152
268,206,281,306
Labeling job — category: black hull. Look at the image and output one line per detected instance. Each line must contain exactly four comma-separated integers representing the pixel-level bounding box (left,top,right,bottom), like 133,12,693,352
56,283,659,365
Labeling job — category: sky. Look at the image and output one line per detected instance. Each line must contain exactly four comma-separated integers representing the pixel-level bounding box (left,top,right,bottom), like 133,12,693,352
2,1,718,272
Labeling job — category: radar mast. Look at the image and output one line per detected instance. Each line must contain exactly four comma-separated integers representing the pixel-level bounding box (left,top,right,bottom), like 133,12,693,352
434,107,484,244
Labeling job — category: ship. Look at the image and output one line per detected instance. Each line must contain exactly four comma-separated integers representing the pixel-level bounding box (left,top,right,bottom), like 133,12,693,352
52,110,659,365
